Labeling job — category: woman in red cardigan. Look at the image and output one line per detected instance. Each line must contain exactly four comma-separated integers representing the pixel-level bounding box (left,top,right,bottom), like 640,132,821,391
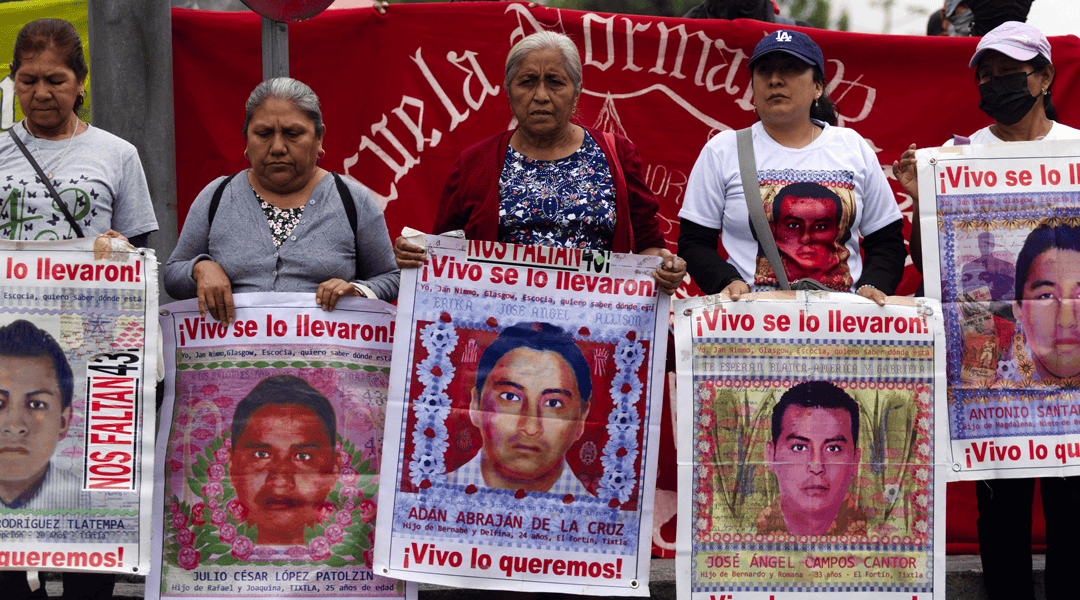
394,30,685,294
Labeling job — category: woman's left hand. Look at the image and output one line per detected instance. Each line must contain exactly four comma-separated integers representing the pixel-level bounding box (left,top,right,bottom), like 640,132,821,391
316,278,360,311
649,248,686,296
858,285,888,306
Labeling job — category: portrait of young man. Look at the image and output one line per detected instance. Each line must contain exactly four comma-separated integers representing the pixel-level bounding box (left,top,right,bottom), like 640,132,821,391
0,319,79,511
757,380,866,536
447,322,595,497
1010,223,1080,382
765,181,853,289
228,374,340,546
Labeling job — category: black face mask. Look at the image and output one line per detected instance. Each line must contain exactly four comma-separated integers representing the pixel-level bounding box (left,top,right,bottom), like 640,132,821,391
978,71,1040,125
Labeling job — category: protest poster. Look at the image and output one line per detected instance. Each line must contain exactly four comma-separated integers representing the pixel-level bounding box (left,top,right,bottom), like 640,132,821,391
674,292,947,600
919,139,1080,480
173,5,1080,299
149,293,414,600
0,238,157,574
374,236,667,595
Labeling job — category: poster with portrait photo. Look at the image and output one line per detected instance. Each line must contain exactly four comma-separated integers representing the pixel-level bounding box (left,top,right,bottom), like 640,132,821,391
374,236,667,595
150,293,414,600
917,140,1080,480
0,238,158,574
674,292,947,600
752,174,861,292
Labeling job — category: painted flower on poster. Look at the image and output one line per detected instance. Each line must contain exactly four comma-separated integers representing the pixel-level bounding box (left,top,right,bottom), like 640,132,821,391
409,320,459,487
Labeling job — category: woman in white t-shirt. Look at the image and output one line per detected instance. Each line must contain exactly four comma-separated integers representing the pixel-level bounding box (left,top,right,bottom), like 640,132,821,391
678,29,905,304
894,22,1080,600
894,21,1079,272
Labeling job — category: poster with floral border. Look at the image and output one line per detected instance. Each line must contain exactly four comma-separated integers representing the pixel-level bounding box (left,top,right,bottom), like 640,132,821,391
374,236,668,595
917,140,1080,480
0,238,157,575
148,293,415,600
673,292,948,600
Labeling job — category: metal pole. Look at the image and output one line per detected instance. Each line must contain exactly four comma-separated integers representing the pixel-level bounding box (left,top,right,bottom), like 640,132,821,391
89,0,178,302
261,16,289,80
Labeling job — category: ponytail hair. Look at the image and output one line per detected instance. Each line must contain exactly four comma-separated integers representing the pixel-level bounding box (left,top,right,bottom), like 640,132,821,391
810,67,838,126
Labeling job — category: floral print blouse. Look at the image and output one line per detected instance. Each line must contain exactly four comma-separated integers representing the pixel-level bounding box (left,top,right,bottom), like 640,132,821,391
498,131,617,249
254,186,305,248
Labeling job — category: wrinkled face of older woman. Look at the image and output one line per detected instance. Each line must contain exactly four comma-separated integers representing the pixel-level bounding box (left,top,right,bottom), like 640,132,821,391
246,97,324,194
508,48,578,141
752,53,822,127
13,46,85,138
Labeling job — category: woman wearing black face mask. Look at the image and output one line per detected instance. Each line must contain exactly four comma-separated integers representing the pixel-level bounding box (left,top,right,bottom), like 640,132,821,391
894,21,1073,275
895,21,1080,600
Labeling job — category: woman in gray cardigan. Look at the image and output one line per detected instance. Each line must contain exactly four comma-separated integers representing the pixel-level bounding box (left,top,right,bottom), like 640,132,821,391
165,78,399,323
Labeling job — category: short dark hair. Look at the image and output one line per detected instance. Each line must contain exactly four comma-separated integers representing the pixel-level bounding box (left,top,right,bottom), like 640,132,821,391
771,181,852,246
771,381,859,446
0,319,73,410
231,374,337,447
475,322,591,404
10,19,88,114
1014,222,1080,304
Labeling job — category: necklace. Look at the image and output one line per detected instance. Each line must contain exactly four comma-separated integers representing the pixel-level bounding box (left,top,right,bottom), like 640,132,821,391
24,118,80,179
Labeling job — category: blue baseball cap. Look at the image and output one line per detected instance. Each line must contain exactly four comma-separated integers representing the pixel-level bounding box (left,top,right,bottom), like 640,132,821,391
747,29,825,75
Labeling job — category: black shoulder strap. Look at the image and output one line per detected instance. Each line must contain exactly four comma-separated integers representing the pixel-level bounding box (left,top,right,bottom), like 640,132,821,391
8,128,84,238
332,172,362,280
332,172,358,234
207,173,238,230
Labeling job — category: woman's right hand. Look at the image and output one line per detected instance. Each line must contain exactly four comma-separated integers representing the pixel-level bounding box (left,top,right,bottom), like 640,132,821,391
892,143,919,202
721,280,750,300
394,236,425,269
193,260,235,324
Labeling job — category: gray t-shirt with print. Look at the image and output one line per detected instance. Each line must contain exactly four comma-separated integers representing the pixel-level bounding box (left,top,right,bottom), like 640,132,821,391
0,121,158,239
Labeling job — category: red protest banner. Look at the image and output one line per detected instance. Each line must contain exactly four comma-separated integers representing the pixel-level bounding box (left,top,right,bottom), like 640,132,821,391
171,4,1080,297
171,3,1080,552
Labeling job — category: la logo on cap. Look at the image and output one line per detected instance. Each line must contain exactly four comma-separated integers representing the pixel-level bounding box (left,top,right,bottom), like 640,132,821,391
776,31,793,42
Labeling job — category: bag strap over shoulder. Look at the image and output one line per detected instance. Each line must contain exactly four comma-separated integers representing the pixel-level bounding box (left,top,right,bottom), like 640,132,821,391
208,171,360,274
736,127,790,290
331,172,364,279
8,128,84,238
331,172,358,234
207,173,238,230
207,172,358,234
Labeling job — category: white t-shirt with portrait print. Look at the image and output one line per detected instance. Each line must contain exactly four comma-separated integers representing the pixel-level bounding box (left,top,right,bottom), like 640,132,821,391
680,120,901,291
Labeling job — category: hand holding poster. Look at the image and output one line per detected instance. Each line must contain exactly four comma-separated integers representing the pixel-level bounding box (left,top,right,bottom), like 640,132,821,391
674,292,946,600
0,238,157,574
150,293,413,600
919,139,1080,479
375,237,667,595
